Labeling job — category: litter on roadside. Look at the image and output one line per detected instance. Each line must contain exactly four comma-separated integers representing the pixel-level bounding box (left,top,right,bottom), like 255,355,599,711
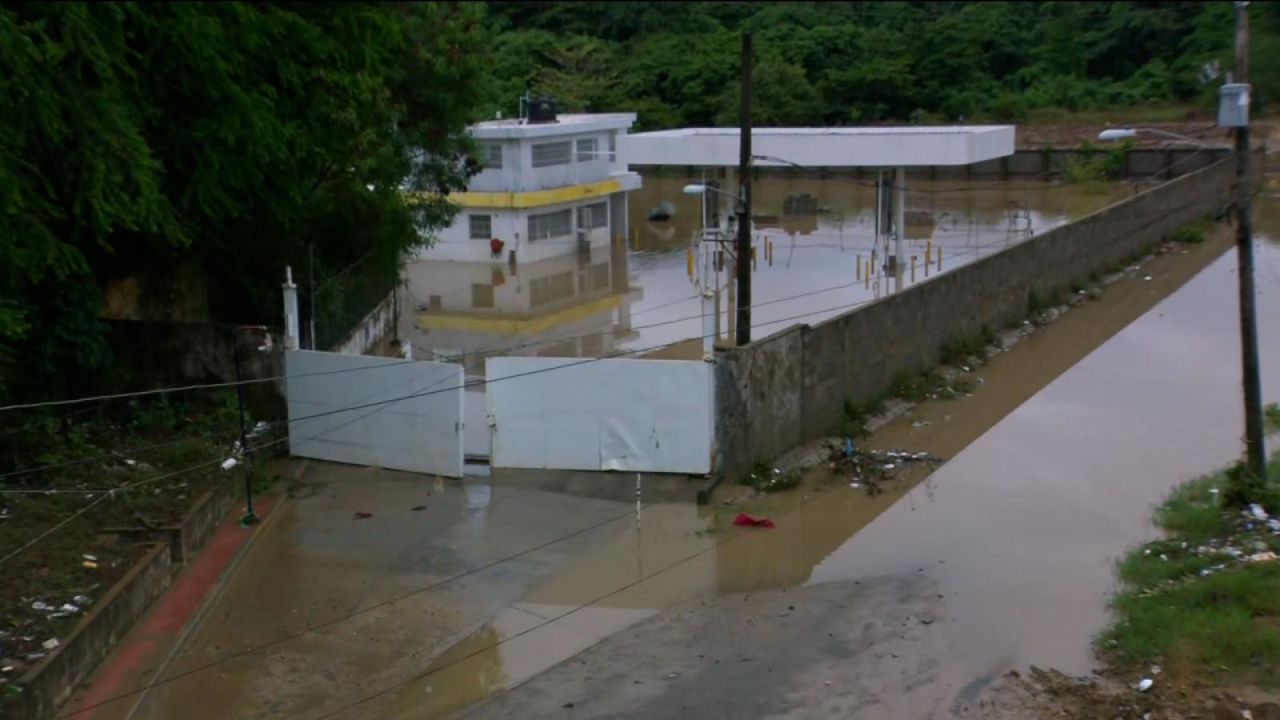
220,457,238,471
82,561,98,570
1250,504,1269,521
82,554,96,562
1136,677,1154,692
41,638,58,651
733,513,776,529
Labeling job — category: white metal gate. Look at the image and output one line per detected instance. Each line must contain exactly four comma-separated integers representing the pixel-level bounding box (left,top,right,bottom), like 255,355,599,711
486,357,713,474
285,350,465,477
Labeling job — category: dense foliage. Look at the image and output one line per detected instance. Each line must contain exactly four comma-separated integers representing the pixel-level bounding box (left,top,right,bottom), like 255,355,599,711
5,1,1279,401
482,1,1280,129
0,2,486,399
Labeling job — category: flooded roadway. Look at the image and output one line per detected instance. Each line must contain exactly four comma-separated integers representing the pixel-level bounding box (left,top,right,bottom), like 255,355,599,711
400,174,1129,368
442,207,1280,717
66,189,1280,720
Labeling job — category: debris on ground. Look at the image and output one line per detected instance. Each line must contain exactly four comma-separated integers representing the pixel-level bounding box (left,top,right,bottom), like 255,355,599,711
732,513,776,529
823,440,942,496
410,505,427,512
981,665,1280,720
351,511,373,520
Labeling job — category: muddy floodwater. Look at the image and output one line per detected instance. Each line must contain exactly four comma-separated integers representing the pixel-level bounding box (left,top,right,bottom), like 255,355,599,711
72,186,1280,720
399,174,1130,369
373,202,1280,718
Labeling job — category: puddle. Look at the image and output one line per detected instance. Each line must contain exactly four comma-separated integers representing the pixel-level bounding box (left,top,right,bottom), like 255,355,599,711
399,175,1128,370
354,198,1280,718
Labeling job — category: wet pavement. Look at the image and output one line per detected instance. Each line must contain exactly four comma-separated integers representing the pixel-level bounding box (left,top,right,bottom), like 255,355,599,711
66,193,1280,720
401,175,1129,370
463,208,1280,717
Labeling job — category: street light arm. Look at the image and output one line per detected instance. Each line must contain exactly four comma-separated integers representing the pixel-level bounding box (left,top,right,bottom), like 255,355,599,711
682,183,740,201
1097,127,1231,150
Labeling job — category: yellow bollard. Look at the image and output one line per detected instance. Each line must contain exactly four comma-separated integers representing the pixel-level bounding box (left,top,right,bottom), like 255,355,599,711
864,259,871,289
911,255,917,283
938,247,943,271
925,240,932,266
633,227,640,250
767,238,774,267
856,254,861,281
751,245,757,271
687,247,694,279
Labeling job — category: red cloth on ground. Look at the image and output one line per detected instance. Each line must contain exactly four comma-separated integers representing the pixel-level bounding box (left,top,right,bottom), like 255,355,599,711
732,513,775,529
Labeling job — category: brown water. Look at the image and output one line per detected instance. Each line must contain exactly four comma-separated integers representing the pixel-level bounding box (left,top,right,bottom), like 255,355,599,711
348,195,1280,719
399,175,1128,369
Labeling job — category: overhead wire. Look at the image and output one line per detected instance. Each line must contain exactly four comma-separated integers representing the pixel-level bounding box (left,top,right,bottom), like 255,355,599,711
30,171,1215,712
303,474,836,720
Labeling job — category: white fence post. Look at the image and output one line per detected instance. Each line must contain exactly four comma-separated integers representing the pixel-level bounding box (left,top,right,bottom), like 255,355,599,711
282,266,300,351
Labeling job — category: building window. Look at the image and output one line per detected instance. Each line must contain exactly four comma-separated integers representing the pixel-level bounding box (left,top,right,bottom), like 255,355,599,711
468,214,492,240
481,143,503,169
576,137,599,162
527,209,572,241
576,202,607,230
608,132,617,161
531,141,572,168
471,283,495,309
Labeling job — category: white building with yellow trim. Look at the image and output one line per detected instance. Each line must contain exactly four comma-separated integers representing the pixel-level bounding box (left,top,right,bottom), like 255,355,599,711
420,112,641,264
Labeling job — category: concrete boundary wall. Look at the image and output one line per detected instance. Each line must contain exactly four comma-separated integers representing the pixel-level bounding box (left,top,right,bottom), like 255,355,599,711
714,156,1241,478
330,287,398,355
632,148,1233,181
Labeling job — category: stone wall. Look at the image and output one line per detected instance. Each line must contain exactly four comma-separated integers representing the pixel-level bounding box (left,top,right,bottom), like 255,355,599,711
714,156,1241,477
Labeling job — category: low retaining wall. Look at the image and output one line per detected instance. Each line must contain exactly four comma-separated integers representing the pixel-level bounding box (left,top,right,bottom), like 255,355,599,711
101,476,238,563
330,287,398,355
8,544,171,720
714,155,1244,478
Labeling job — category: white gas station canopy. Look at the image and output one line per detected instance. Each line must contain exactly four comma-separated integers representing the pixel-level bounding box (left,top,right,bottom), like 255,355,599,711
622,125,1015,168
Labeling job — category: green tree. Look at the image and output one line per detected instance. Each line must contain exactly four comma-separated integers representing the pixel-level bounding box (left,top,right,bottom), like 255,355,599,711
0,2,487,399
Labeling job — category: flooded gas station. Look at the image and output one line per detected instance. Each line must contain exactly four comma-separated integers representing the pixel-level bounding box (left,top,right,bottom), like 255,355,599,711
398,173,1131,370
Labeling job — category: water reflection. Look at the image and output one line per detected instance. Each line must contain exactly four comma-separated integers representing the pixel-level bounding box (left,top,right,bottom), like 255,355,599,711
400,174,1129,367
400,233,636,375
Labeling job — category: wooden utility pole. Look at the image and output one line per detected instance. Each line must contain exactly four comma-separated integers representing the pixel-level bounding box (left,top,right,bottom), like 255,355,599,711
1234,1,1267,481
735,31,753,346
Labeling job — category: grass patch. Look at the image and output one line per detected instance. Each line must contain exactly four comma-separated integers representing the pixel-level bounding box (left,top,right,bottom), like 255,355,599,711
939,326,995,367
1154,473,1231,543
1098,459,1280,684
890,370,970,403
1027,285,1060,315
738,461,802,494
1266,402,1280,431
839,399,877,439
1170,221,1208,244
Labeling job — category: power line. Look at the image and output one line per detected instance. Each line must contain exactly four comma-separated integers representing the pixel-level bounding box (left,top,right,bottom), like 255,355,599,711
54,496,649,718
0,437,285,566
304,479,833,720
0,431,241,485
